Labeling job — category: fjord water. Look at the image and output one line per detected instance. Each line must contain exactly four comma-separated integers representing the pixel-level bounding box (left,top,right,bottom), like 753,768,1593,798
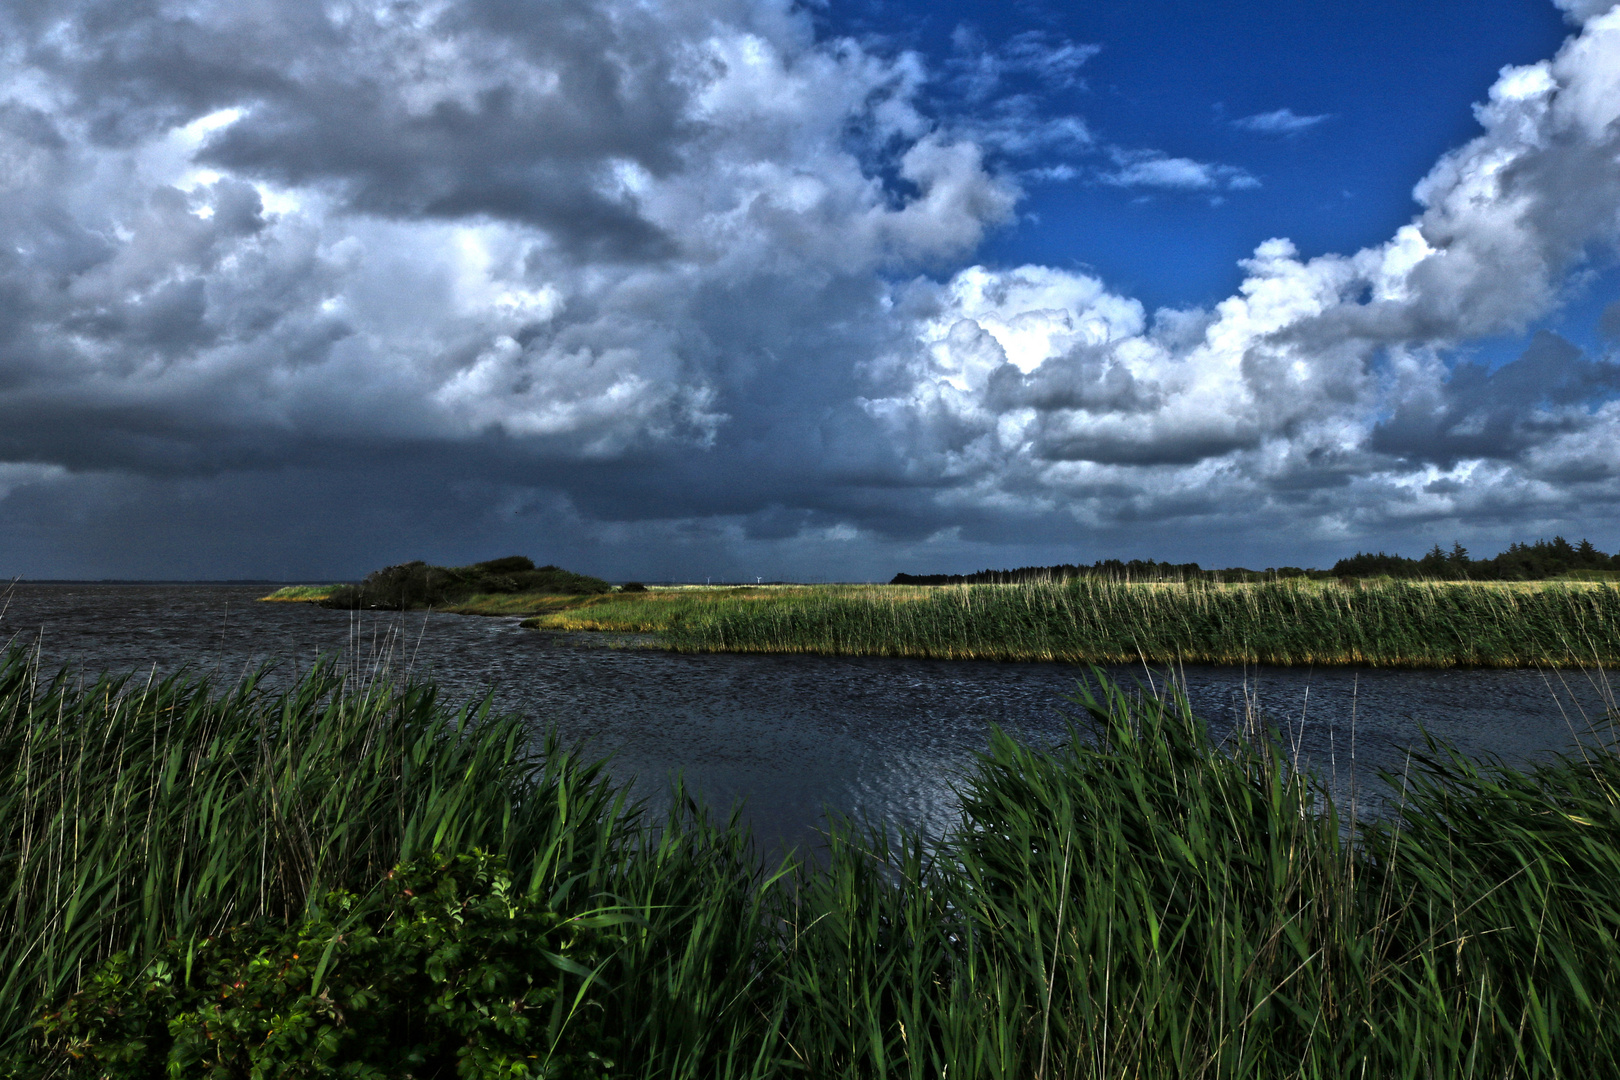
3,583,1613,854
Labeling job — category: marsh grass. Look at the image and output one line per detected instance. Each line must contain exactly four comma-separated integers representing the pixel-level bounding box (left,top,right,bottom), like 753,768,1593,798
520,585,828,631
259,584,591,616
526,578,1620,667
8,643,1620,1077
0,640,794,1075
443,592,603,617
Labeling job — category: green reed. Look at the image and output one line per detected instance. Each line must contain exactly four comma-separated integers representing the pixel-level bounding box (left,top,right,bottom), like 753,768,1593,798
8,641,1620,1078
645,578,1620,667
771,675,1620,1078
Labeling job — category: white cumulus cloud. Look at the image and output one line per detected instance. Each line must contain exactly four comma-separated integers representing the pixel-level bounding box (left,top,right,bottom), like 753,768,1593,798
867,7,1620,538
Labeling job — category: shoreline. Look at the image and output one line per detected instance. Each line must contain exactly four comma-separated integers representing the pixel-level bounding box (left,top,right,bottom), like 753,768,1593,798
261,578,1620,669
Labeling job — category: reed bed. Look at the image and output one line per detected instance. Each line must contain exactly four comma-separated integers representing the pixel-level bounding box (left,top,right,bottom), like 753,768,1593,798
7,644,1620,1077
527,578,1620,667
0,644,633,1049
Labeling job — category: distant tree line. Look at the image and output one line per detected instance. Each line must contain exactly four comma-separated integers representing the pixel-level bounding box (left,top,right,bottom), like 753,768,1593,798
1329,537,1620,581
892,537,1620,585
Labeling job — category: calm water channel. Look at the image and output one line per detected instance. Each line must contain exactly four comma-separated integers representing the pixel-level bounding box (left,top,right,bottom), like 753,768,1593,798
3,583,1614,854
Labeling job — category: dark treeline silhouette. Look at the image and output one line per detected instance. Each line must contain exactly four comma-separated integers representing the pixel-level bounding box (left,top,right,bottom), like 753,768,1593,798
892,559,1276,585
1331,537,1620,580
894,537,1620,586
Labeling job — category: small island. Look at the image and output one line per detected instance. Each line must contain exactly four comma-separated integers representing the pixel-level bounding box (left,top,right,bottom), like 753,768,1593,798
261,556,613,613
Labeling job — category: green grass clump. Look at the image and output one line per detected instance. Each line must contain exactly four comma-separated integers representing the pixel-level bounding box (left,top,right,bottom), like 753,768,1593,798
770,678,1620,1077
9,644,1620,1077
520,584,789,632
529,578,1620,667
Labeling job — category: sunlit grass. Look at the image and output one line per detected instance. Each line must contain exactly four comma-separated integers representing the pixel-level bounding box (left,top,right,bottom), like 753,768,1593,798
257,584,339,602
520,584,918,631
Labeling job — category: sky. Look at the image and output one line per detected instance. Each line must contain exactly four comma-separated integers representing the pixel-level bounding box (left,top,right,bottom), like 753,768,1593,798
2,0,1620,581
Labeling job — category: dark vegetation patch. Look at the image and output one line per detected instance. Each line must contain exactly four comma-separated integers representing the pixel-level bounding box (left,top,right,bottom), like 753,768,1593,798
29,853,619,1079
323,556,611,610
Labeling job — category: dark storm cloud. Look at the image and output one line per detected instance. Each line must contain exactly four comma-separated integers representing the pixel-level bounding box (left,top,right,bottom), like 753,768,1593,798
983,349,1160,416
1372,331,1620,465
1031,425,1262,467
16,0,688,259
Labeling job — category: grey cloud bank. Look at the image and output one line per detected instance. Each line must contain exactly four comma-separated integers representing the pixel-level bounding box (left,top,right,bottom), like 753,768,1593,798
1,0,1620,580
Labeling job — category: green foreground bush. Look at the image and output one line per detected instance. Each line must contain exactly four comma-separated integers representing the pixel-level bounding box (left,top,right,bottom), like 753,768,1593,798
5,642,1620,1077
32,853,624,1078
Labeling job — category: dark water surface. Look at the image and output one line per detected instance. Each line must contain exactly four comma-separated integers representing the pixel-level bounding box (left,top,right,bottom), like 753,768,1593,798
4,583,1614,854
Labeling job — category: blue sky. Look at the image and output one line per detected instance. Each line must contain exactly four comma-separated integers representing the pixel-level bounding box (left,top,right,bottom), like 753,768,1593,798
840,0,1573,307
0,0,1618,580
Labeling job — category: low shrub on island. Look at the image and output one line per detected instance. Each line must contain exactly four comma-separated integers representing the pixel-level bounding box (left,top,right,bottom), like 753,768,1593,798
324,555,612,610
8,643,1620,1076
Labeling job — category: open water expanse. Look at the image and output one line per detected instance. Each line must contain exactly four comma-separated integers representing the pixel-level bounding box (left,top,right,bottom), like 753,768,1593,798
3,582,1616,854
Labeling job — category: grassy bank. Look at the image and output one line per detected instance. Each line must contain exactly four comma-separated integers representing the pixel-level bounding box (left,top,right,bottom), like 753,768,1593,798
520,577,1620,668
7,648,1620,1076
